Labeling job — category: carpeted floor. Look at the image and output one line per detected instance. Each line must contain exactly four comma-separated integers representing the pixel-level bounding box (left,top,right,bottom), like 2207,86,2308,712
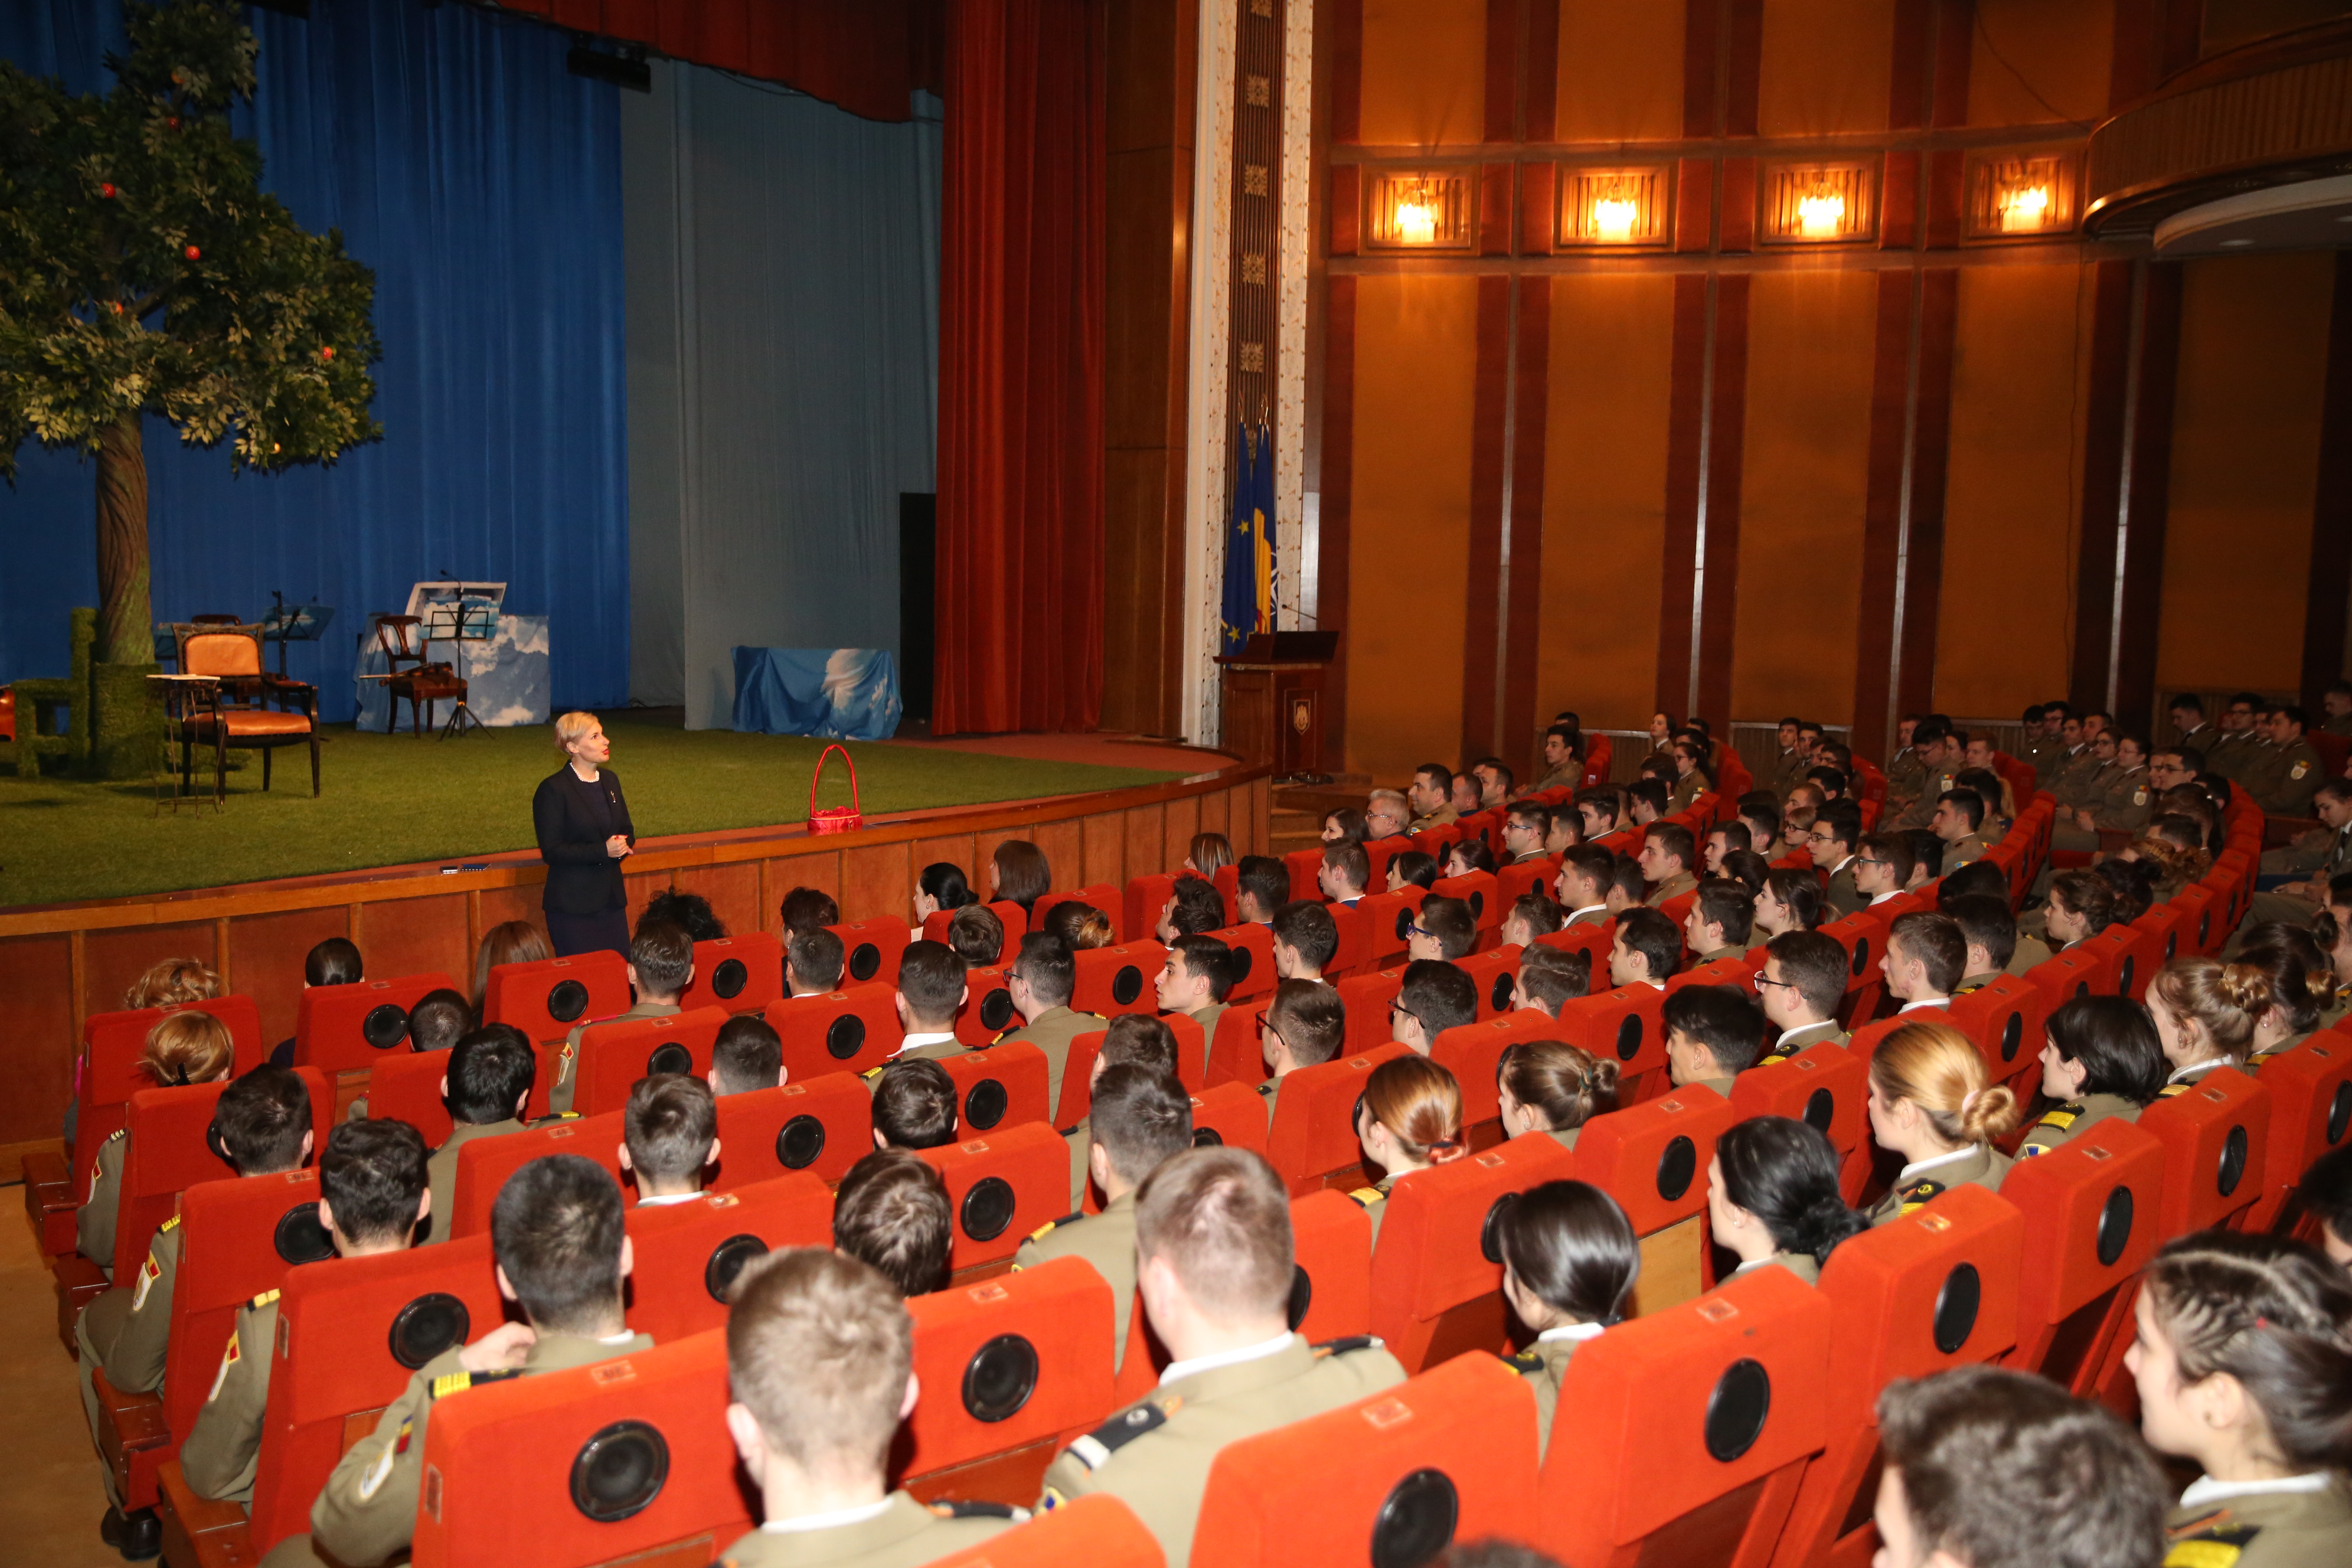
0,1216,116,1568
0,708,1195,909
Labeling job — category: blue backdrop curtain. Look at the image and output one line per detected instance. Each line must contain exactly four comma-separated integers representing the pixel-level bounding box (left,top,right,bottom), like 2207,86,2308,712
0,0,628,721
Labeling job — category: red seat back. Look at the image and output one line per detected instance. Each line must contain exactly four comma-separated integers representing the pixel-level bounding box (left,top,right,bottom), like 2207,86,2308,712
363,1050,457,1145
1203,998,1272,1089
114,1069,332,1283
1288,1189,1373,1343
1666,951,1765,994
1817,911,1891,1022
566,1007,731,1118
1283,846,1326,902
249,1236,505,1556
410,1331,747,1568
450,1111,628,1241
1455,943,1526,1021
894,1256,1116,1494
73,996,265,1199
1570,1089,1739,1240
2138,1066,2272,1236
1432,1009,1558,1127
832,919,912,989
711,1074,874,1188
2002,1119,2165,1392
483,951,630,1043
1265,1044,1412,1195
1362,835,1409,891
766,988,902,1079
1326,899,1372,980
1536,1267,1830,1568
2245,1031,2352,1232
2082,922,2157,1002
1432,870,1502,935
1188,1082,1272,1160
1728,1045,1869,1158
1206,921,1278,1002
1946,977,2047,1093
679,931,784,1013
2132,902,2189,973
619,1174,833,1342
1036,884,1125,945
1353,886,1427,969
1496,855,1558,909
2022,947,2110,1018
1337,966,1407,1055
1069,941,1166,1020
1122,873,1179,950
914,1122,1071,1273
1058,1014,1208,1127
1192,1354,1540,1567
294,974,462,1073
1549,984,1668,1095
1369,1135,1578,1372
935,1041,1054,1137
1534,918,1614,972
924,1494,1162,1567
953,964,1019,1045
2170,883,2222,956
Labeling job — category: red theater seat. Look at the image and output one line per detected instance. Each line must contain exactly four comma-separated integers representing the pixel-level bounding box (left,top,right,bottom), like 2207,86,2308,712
2170,882,2222,956
409,1330,747,1568
2003,1120,2164,1394
681,931,784,1013
110,1071,334,1285
1188,1082,1273,1159
1265,1044,1411,1196
1212,864,1240,913
710,1074,873,1189
1946,978,2047,1094
293,973,462,1074
1817,911,1892,1026
835,918,913,988
1362,835,1408,891
1730,1045,1869,1165
450,1111,627,1241
564,1007,730,1118
1769,1185,2026,1568
619,1174,832,1342
1456,943,1526,1021
1548,985,1668,1101
1121,874,1179,951
954,965,1020,1046
2138,1066,2272,1238
2132,902,2189,972
915,1122,1071,1275
2082,922,2157,1002
1192,1353,1540,1568
1283,846,1326,902
483,951,630,1043
362,1051,457,1146
1666,951,1765,993
2244,1031,2352,1232
1535,1266,1831,1568
895,1255,1116,1503
1432,870,1501,937
1496,855,1558,909
1534,919,1614,971
1070,942,1165,1020
1288,1189,1374,1344
1325,899,1371,980
1570,1088,1739,1314
1432,1011,1558,1128
1036,884,1125,944
1352,886,1427,969
1336,966,1407,1055
1203,998,1272,1089
1057,1015,1207,1128
937,1042,1054,1138
1369,1134,1577,1372
766,987,902,1079
924,1494,1161,1568
1206,922,1277,1002
2021,947,2111,1020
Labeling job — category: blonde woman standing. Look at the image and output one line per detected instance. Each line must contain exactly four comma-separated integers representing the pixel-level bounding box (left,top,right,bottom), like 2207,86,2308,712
533,711,635,957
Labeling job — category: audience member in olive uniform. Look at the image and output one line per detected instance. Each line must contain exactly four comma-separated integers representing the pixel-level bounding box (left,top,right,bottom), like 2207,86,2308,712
81,1066,314,1552
1156,934,1233,1078
831,1149,952,1298
1812,804,1868,920
2242,706,2328,821
2147,958,2267,1094
1872,1365,2169,1568
1706,1116,1869,1287
1755,931,1852,1063
1034,1147,1405,1562
1864,1022,2020,1226
1495,1041,1619,1151
552,920,692,1115
2051,734,2154,853
876,941,969,1069
1495,1180,1639,1457
78,1009,238,1281
709,1016,787,1096
1256,981,1346,1130
1058,1015,1181,1202
619,1074,718,1203
260,1155,654,1568
2127,1232,2352,1568
1662,983,1768,1099
1388,959,1478,1056
183,1120,430,1510
992,933,1104,1112
2017,998,2167,1157
1637,823,1700,908
1930,788,1991,869
1017,1065,1193,1369
2205,694,2268,782
1347,1055,1468,1245
419,1025,545,1245
1889,723,1962,832
1938,890,2031,992
2257,780,2352,884
1406,764,1459,833
1682,880,1754,965
718,1249,1019,1568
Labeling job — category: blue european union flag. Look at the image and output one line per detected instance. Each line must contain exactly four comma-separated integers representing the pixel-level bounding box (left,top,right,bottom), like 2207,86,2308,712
1218,421,1275,655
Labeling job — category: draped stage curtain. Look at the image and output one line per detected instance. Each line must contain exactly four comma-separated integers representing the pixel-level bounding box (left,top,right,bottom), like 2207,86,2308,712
0,0,628,720
934,0,1107,736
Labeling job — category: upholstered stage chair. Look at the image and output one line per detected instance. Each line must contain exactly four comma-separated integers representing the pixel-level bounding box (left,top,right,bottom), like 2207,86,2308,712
374,614,468,736
171,623,320,799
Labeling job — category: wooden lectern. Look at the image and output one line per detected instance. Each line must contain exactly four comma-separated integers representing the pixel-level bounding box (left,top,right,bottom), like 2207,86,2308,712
1215,632,1339,777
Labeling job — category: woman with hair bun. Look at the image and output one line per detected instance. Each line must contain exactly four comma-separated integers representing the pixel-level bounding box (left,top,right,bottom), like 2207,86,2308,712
1864,1019,2021,1226
2020,995,2168,1155
912,862,978,931
1351,1055,1467,1244
1496,1040,1620,1151
1495,1180,1640,1456
2148,957,2272,1092
2236,926,2337,1067
2126,1230,2352,1564
1707,1116,1869,1285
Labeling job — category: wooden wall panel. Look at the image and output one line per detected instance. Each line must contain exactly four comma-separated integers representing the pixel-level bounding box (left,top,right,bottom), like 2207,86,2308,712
1,933,76,1150
840,842,913,925
1731,270,1878,724
1345,275,1481,782
1025,820,1088,893
1198,788,1229,842
1122,801,1165,887
477,886,544,940
670,862,763,941
1081,813,1126,889
235,906,356,1046
1968,0,2113,126
2158,253,2336,693
1359,0,1487,144
1756,0,1894,134
85,922,219,1022
1937,264,2091,718
1535,274,1675,731
769,856,842,920
1555,0,1684,141
1163,792,1200,868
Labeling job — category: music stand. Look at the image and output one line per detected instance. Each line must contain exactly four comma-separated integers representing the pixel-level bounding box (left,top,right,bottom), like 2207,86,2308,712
261,593,336,679
405,582,504,739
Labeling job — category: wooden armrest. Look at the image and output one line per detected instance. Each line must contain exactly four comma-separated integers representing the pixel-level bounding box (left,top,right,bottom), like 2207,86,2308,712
2264,816,2321,849
158,1458,256,1568
52,1251,109,1356
92,1366,171,1497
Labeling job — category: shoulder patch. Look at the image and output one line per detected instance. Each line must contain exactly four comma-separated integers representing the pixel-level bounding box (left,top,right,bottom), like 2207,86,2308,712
2038,1104,2083,1131
862,1065,886,1080
930,1500,1028,1522
1314,1334,1381,1357
356,1424,405,1500
430,1367,524,1399
107,1128,127,1143
1064,1399,1174,1470
1896,1178,1947,1216
250,1288,281,1310
1757,1053,1788,1067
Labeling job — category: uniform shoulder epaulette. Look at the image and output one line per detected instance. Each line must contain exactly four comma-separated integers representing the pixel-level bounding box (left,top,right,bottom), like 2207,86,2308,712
1347,1187,1385,1209
106,1128,127,1143
862,1064,887,1080
160,1214,181,1232
2163,1508,2261,1568
249,1287,281,1310
989,1027,1016,1045
1502,1347,1545,1374
2037,1102,2084,1131
930,1500,1029,1522
2158,1082,2192,1098
1027,1211,1082,1243
1895,1178,1947,1216
1257,1080,1276,1096
430,1366,525,1399
1312,1334,1383,1357
1953,981,1986,995
1062,1399,1174,1471
1757,1052,1788,1067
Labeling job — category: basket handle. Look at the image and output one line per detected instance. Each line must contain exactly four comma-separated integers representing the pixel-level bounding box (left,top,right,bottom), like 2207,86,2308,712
810,744,861,815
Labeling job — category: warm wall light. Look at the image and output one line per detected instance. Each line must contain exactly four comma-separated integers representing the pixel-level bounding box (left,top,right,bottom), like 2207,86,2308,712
1365,169,1473,251
1797,190,1846,236
1592,196,1638,240
1762,161,1877,244
1966,151,2074,240
1557,165,1672,248
2001,185,2049,229
1393,200,1437,245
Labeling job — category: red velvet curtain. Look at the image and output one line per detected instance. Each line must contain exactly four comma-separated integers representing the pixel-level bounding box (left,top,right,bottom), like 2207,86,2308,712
500,0,944,121
933,0,1107,735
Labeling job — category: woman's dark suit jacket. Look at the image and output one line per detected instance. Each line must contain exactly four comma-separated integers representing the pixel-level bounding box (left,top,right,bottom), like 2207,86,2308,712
534,767,634,915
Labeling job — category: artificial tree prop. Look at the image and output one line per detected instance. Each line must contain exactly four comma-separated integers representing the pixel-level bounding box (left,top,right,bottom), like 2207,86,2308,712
0,0,379,776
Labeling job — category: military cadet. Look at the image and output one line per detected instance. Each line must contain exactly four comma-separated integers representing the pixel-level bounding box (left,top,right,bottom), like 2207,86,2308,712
1153,877,1227,943
1388,959,1477,1055
1553,845,1615,927
1873,1365,2168,1568
1625,777,1672,829
1682,880,1753,966
1035,1147,1405,1561
875,940,969,1069
183,1120,429,1510
1885,714,1927,804
551,920,691,1114
1864,1022,2020,1226
261,1155,654,1568
1346,1054,1469,1245
1499,891,1567,950
1062,1014,1182,1204
1508,946,1592,1022
2015,702,2062,785
1495,1180,1639,1457
1810,803,1868,919
1543,803,1584,855
1754,931,1851,1062
618,1074,717,1204
2051,735,2155,853
1766,717,1807,797
81,1066,313,1555
2127,1232,2352,1568
419,1025,543,1245
782,925,847,999
1666,740,1711,814
2244,706,2328,820
1701,821,1749,876
2150,744,2205,796
991,933,1102,1112
78,1009,237,1281
947,903,1008,967
1889,723,1962,831
2015,998,2165,1159
2236,931,2334,1067
1408,895,1479,964
831,1149,952,1298
2206,693,2267,781
1501,801,1552,866
2324,680,2352,739
1752,866,1825,940
1610,906,1681,991
1447,771,1484,820
1661,982,1768,1099
1018,1065,1191,1370
1855,832,1916,909
1937,890,2032,990
708,1015,786,1095
1488,1040,1616,1164
1528,724,1583,793
717,1248,1020,1567
2147,958,2266,1093
867,1059,958,1152
1405,764,1458,833
2049,713,2105,804
1881,912,1965,1018
2258,780,2352,882
1575,786,1623,843
1931,788,1992,869
1707,1117,1868,1288
2170,692,2220,755
1636,822,1699,908
1318,840,1373,909
1255,980,1345,1131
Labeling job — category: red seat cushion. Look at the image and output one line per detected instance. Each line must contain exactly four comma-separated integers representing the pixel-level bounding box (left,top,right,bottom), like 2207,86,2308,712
187,710,313,737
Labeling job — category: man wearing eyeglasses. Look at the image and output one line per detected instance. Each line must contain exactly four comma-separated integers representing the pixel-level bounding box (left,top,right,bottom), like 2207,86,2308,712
1811,803,1867,920
1364,789,1411,842
1753,931,1850,1064
1388,960,1475,1054
1853,833,1914,907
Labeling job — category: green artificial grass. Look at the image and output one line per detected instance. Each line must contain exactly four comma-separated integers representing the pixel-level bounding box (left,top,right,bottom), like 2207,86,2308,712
0,710,1185,908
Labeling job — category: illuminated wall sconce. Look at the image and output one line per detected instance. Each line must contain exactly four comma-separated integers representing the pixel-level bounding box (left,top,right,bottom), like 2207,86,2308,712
1964,151,2076,240
1762,161,1878,245
1557,165,1673,249
1364,169,1474,252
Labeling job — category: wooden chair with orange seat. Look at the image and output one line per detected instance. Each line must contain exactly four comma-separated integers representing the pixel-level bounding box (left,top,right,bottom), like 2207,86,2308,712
372,614,468,737
171,623,320,797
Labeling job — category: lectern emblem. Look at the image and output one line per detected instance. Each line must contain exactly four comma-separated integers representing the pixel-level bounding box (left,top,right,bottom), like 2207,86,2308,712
1291,700,1311,735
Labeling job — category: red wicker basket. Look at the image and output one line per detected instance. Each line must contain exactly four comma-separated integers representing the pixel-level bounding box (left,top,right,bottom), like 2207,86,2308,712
806,743,864,835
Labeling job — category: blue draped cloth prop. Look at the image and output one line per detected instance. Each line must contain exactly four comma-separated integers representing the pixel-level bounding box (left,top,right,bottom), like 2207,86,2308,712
731,648,902,740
